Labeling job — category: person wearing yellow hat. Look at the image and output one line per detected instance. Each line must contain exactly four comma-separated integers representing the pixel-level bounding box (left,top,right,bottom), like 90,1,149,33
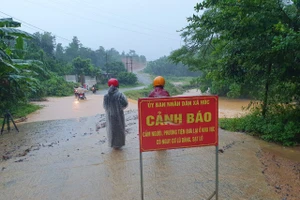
148,76,170,97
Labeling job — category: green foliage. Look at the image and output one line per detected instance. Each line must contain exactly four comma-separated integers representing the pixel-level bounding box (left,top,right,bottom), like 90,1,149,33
9,103,41,118
0,18,43,112
124,82,186,100
220,106,300,146
168,0,300,145
144,56,200,77
41,74,74,96
72,56,94,84
117,72,138,85
124,87,152,100
0,103,41,124
0,17,148,119
227,83,241,98
106,61,126,74
170,0,300,105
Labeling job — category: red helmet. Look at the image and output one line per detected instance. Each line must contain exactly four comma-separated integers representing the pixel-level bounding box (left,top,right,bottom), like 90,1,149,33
107,78,119,87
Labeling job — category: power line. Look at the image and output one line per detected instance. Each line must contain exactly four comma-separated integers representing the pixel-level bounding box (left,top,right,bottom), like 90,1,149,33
0,10,72,43
0,11,151,58
48,0,179,36
23,0,179,41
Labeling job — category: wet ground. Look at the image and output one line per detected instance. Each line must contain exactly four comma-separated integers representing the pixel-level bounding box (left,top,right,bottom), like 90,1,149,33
0,90,299,200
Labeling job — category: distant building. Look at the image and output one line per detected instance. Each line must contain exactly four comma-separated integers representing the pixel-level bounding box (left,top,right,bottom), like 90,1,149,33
64,73,114,86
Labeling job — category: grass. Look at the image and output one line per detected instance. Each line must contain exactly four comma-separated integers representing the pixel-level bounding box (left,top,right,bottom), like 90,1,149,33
124,87,152,100
124,82,187,100
121,82,145,88
0,103,42,124
165,76,195,84
219,109,300,146
96,82,144,90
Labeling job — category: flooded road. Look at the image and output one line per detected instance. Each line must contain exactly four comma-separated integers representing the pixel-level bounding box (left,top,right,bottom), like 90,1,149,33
25,89,251,123
1,90,299,200
24,92,138,123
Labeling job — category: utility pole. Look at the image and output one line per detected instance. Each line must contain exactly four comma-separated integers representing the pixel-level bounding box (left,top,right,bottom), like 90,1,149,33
126,56,129,72
105,52,108,78
130,56,133,73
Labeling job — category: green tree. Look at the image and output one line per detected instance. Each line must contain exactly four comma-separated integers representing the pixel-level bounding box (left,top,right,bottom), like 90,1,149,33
145,56,199,77
0,18,43,111
72,56,93,85
65,36,81,62
106,61,126,75
55,43,64,60
95,46,106,67
170,0,300,116
117,72,138,85
170,0,300,145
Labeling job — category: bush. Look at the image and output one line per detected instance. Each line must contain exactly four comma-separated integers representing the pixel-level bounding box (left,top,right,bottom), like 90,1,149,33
117,72,138,85
42,74,74,96
220,107,300,146
9,103,41,118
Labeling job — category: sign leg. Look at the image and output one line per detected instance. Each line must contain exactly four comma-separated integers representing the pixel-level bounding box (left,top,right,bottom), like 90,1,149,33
140,152,144,200
216,145,219,200
1,115,6,134
8,112,19,132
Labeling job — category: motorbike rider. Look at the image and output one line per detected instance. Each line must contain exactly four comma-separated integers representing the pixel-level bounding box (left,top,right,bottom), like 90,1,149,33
76,86,87,99
74,85,79,98
92,84,97,93
103,78,128,149
148,76,170,97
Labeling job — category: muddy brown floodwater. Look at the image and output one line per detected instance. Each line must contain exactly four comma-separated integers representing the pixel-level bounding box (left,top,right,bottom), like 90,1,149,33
0,90,299,200
24,90,250,123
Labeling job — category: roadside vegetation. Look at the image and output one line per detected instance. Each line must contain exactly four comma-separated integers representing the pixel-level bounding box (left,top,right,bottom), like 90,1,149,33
124,82,187,100
169,0,300,146
0,104,41,125
219,108,300,146
124,56,200,100
0,18,144,121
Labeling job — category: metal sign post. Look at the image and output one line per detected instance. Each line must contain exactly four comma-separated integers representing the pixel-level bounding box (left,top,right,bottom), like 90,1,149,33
139,151,144,200
138,96,219,200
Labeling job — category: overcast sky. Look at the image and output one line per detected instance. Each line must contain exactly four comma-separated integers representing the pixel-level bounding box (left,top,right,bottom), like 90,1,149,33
1,0,200,61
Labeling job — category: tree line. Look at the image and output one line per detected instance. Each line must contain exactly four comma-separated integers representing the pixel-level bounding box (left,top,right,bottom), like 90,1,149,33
169,0,300,145
144,56,200,77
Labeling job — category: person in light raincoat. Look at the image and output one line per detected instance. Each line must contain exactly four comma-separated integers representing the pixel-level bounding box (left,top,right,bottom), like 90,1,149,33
103,78,128,149
148,76,170,97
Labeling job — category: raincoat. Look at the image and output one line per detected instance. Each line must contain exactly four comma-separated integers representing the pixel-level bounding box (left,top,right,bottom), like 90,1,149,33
103,86,128,148
148,86,170,97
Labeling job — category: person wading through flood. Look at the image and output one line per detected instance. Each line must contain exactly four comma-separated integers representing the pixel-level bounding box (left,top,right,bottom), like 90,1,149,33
103,78,128,150
148,76,170,97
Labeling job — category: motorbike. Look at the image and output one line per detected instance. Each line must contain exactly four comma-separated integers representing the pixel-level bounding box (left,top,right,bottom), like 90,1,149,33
75,87,87,100
78,92,86,100
92,86,97,94
74,88,79,98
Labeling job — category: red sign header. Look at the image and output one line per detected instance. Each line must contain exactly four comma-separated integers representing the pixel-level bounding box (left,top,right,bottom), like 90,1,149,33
138,96,218,152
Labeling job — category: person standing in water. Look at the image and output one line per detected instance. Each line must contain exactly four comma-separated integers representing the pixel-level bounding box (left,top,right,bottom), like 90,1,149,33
103,78,128,149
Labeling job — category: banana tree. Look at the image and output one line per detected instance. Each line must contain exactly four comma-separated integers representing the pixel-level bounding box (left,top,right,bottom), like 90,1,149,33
0,18,44,112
